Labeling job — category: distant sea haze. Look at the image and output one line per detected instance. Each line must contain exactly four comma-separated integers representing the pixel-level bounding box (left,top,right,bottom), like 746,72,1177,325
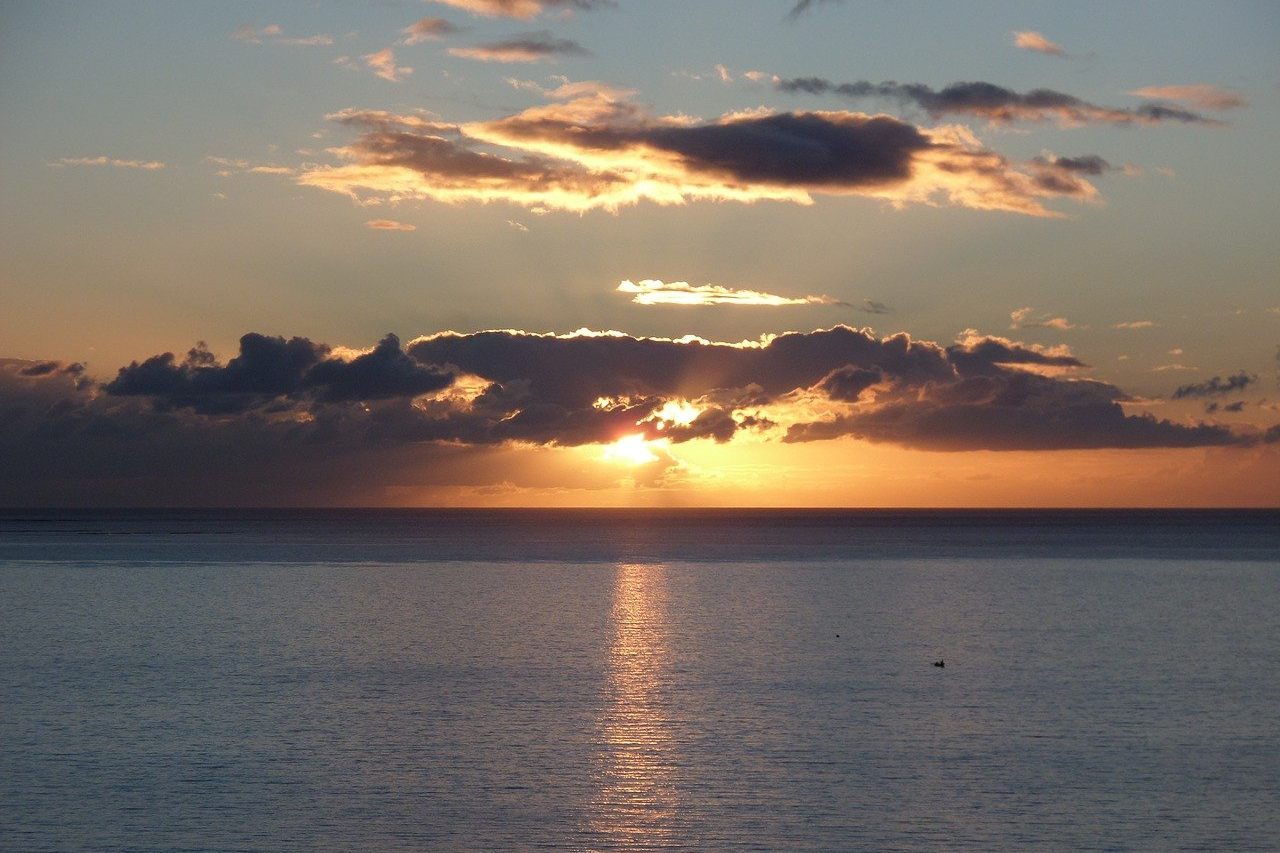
2,509,1278,850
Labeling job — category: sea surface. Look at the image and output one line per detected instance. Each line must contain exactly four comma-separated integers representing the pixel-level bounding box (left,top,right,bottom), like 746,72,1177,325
2,509,1278,852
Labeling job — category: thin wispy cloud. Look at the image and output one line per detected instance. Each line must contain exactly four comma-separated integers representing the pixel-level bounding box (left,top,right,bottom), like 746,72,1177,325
857,300,891,314
401,17,461,45
1013,31,1065,58
787,0,842,20
617,279,844,307
52,156,165,170
1128,84,1247,111
432,0,611,19
364,48,412,82
297,84,1107,216
1113,320,1156,330
366,219,417,231
1011,307,1075,330
775,77,1220,126
449,32,590,63
206,156,295,176
231,24,332,46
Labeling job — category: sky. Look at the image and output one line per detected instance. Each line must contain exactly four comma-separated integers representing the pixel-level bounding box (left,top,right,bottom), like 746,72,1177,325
1,0,1278,506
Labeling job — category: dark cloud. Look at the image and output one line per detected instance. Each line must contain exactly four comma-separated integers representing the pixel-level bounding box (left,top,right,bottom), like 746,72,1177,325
785,369,1240,451
17,360,85,378
819,366,882,402
1032,154,1114,175
1172,372,1256,399
489,110,931,188
857,300,891,314
775,77,1218,126
105,333,451,414
1,326,1262,504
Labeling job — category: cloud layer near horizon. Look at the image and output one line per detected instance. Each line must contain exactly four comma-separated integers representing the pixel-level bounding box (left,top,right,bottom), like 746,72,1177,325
8,324,1276,504
297,84,1105,216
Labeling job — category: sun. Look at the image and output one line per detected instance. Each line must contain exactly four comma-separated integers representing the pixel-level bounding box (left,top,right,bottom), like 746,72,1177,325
602,434,663,466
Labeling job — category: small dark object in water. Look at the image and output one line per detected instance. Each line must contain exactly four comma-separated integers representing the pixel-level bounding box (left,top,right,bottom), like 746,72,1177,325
933,660,945,668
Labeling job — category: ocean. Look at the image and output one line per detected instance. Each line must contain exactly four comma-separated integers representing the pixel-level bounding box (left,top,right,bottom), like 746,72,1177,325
2,509,1278,851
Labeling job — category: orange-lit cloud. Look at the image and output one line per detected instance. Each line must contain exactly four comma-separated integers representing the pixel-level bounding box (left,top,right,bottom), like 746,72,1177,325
1013,30,1065,57
1128,84,1247,111
1113,320,1156,330
1010,307,1075,330
297,85,1103,216
364,48,412,82
617,279,844,307
366,219,417,231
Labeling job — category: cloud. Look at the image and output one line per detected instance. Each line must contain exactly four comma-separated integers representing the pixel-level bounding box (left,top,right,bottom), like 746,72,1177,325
51,156,165,170
617,279,844,307
232,24,332,46
1172,372,1257,399
401,17,461,44
366,219,417,231
1128,85,1247,111
1113,320,1156,330
1010,307,1075,330
857,300,891,314
14,360,85,378
787,0,841,19
775,77,1220,126
449,31,590,63
297,85,1106,216
105,333,450,414
83,325,1247,455
3,325,1264,503
431,0,611,19
1013,31,1065,57
364,48,412,82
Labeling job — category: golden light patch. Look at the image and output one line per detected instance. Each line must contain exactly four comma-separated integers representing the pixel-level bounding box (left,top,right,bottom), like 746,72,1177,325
602,434,664,466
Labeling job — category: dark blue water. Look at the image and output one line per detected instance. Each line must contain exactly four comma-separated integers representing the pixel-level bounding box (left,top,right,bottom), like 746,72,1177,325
2,510,1278,851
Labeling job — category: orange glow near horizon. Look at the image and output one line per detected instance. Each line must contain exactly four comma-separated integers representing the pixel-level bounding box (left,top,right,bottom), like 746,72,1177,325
602,434,666,466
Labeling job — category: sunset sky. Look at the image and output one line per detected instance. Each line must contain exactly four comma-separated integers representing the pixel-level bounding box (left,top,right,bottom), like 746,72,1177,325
1,0,1277,506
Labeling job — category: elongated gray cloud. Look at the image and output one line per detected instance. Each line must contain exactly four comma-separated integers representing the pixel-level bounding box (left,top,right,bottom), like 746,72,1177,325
775,77,1218,126
449,31,590,62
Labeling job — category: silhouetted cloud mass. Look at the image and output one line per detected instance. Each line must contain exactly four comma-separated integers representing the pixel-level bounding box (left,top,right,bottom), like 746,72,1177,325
3,326,1259,503
105,333,451,413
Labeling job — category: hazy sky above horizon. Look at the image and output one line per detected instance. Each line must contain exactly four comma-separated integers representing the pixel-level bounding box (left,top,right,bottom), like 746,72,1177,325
1,1,1278,506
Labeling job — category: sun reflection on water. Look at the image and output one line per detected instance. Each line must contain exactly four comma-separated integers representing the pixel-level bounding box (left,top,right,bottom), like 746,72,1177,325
586,562,680,848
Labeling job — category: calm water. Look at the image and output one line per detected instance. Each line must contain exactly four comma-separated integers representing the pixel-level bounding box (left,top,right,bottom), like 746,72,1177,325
2,510,1278,851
